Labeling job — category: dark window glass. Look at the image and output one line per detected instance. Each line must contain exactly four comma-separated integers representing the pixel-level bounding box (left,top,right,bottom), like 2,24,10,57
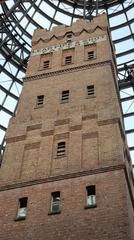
86,186,96,207
37,95,44,106
65,56,72,64
51,192,60,213
61,90,69,102
57,141,66,157
43,60,50,69
87,85,94,96
17,197,28,220
88,51,94,60
66,33,72,39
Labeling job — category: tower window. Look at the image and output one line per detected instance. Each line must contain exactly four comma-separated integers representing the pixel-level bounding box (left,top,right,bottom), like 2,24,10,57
61,90,69,102
66,33,72,39
36,95,44,106
57,141,66,157
88,51,94,60
43,60,50,69
17,197,28,220
50,192,61,214
66,33,72,43
86,185,96,208
65,56,72,65
87,85,94,96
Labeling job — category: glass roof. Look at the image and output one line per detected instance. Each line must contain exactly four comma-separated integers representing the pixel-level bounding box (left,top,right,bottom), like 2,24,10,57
0,0,134,163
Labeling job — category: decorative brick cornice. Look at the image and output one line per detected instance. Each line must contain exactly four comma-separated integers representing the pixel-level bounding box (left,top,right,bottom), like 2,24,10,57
97,117,119,126
82,131,98,139
82,114,98,121
6,135,26,143
97,117,126,144
27,123,42,131
0,164,125,192
55,118,70,126
54,132,69,140
33,26,107,45
24,60,115,82
41,130,54,137
70,125,82,132
24,142,40,150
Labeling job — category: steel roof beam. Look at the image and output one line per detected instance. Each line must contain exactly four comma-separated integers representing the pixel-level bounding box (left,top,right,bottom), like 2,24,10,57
129,146,134,151
126,129,134,134
0,64,23,85
118,79,134,90
113,34,134,44
0,124,7,132
121,95,134,102
110,18,134,31
123,112,134,118
0,85,19,101
0,105,14,116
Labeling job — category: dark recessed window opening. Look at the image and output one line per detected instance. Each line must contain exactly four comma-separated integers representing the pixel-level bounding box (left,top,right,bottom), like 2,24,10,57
66,33,72,39
17,197,28,220
88,51,94,60
86,185,96,207
61,90,69,102
51,191,60,213
66,33,72,43
57,141,66,157
43,60,50,69
87,85,94,96
65,56,72,65
36,95,44,106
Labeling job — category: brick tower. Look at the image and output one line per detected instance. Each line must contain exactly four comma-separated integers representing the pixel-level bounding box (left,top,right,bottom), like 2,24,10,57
0,14,134,240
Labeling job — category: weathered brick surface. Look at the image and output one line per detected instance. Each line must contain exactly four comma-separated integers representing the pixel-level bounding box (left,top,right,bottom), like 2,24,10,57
0,171,133,240
0,63,124,183
0,14,134,240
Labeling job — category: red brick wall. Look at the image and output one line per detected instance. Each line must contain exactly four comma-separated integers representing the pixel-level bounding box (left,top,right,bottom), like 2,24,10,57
0,170,133,240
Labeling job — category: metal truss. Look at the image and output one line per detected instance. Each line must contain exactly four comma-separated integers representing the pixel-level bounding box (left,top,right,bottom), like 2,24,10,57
118,64,134,152
0,0,134,164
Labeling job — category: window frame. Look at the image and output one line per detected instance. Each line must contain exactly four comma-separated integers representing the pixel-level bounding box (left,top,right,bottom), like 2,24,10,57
36,95,44,107
65,55,72,65
84,44,96,62
66,32,73,39
57,141,66,157
48,191,61,215
87,85,94,97
87,51,94,60
85,185,97,209
61,90,69,103
43,60,50,69
16,197,28,221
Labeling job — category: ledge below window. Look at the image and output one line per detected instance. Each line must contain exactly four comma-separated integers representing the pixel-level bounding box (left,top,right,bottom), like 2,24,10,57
34,105,44,109
86,95,96,99
54,154,66,159
38,68,51,71
48,210,61,215
84,204,97,209
14,216,26,221
60,100,69,104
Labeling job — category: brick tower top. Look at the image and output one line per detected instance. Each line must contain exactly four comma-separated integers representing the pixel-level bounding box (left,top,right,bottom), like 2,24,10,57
26,13,115,77
32,13,108,44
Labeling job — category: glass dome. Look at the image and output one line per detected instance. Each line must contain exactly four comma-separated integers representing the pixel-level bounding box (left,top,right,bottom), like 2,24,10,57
0,0,134,163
